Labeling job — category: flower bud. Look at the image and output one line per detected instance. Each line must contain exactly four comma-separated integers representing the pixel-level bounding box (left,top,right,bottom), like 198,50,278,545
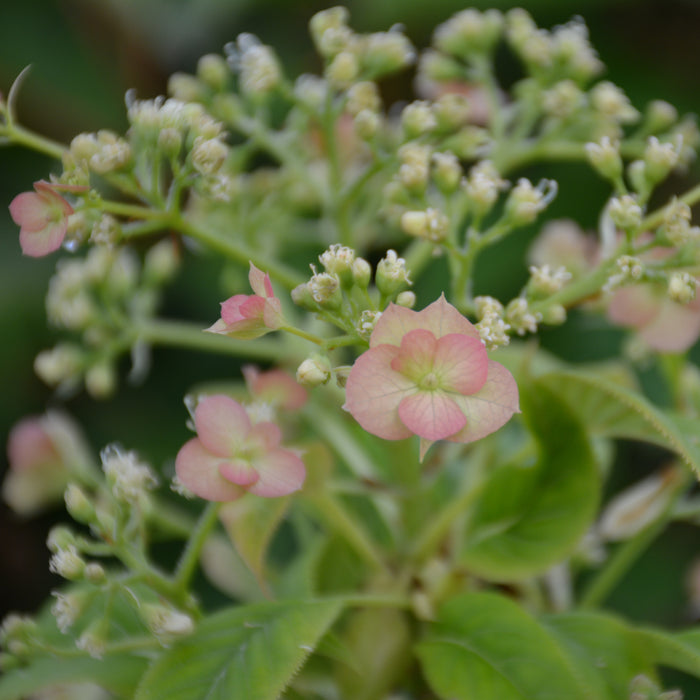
361,30,416,77
291,282,318,310
309,7,350,55
296,354,332,387
416,49,463,83
585,137,622,182
352,257,372,288
197,53,230,91
590,81,639,124
64,483,95,524
668,271,698,304
319,244,356,288
376,250,412,297
643,136,681,185
158,127,183,159
644,100,678,133
505,178,558,226
76,618,110,659
400,208,449,242
345,81,381,116
52,590,92,633
49,545,86,581
308,270,343,309
34,344,84,387
144,239,180,285
608,195,643,231
85,361,117,399
396,291,416,308
47,525,77,553
354,109,381,140
431,151,462,193
434,9,503,58
191,137,229,175
401,101,437,138
84,562,107,584
168,72,207,102
140,603,195,643
356,310,382,340
431,94,471,132
505,298,540,336
463,160,507,219
326,50,359,86
541,304,567,325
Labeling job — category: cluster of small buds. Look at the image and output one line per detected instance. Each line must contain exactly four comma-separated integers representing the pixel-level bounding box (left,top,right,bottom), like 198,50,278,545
433,8,503,58
1,614,37,659
190,136,229,175
662,199,700,246
100,444,157,505
52,590,92,634
668,271,698,304
356,310,382,340
67,130,132,179
603,255,644,292
504,178,558,226
474,295,510,349
401,101,438,138
319,244,356,287
432,94,472,132
226,34,281,97
542,80,585,120
397,142,432,192
89,213,121,247
360,28,416,78
590,81,639,125
643,135,682,185
608,194,643,231
505,298,541,336
585,136,622,182
308,266,343,309
463,160,508,220
527,264,572,297
376,249,412,297
400,207,449,243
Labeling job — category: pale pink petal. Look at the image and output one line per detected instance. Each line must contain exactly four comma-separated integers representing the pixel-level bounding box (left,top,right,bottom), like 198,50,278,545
390,329,437,381
219,459,260,487
195,395,250,456
248,263,274,298
344,344,416,440
175,438,244,501
205,319,229,334
239,295,266,320
19,220,67,257
262,298,285,330
243,366,308,410
448,360,520,444
433,334,488,395
398,391,466,440
371,295,480,347
247,421,282,451
221,295,252,324
639,299,700,353
7,418,57,470
248,447,306,497
34,182,73,218
9,192,48,232
608,286,660,329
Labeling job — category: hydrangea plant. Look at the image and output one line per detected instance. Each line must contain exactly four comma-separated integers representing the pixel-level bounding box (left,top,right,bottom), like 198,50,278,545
3,6,700,699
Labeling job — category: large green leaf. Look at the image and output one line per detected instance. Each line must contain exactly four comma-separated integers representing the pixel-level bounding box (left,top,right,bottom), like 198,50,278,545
134,599,344,700
416,592,592,700
0,655,148,700
460,381,600,580
538,370,700,475
541,611,656,699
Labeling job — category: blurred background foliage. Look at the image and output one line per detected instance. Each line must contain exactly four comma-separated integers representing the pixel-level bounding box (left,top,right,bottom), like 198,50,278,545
2,0,700,667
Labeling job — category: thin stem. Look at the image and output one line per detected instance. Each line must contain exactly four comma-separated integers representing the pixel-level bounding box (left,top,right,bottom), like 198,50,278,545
5,123,66,160
173,502,223,595
100,200,169,220
641,182,700,231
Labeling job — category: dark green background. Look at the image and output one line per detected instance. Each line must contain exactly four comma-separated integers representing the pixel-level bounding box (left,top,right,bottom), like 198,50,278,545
1,1,699,692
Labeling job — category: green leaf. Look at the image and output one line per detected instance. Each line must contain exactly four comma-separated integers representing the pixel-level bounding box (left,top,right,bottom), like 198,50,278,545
0,655,148,700
634,625,700,678
134,599,344,700
460,380,600,580
538,370,700,475
416,592,591,700
541,611,656,699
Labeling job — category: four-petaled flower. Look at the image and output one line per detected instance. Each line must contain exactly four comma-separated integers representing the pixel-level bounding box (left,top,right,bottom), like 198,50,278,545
206,263,285,339
9,180,86,257
175,394,305,501
344,295,519,459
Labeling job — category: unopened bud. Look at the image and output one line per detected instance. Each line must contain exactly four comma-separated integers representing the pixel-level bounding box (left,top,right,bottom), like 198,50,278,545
354,109,381,140
401,101,437,138
141,603,195,642
319,244,355,288
505,178,558,226
296,354,332,387
49,545,86,581
585,137,622,182
608,195,643,231
85,361,116,399
326,50,359,86
400,208,449,242
197,53,229,91
291,282,317,310
396,291,416,308
431,151,462,193
352,257,371,288
47,525,77,553
84,562,107,584
64,484,95,524
644,136,681,185
668,271,698,304
308,270,342,309
376,250,412,297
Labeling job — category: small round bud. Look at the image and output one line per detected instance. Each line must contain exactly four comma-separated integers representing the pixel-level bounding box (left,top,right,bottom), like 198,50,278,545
64,483,95,524
416,49,463,83
401,101,438,138
197,53,230,91
52,590,91,633
49,545,86,581
434,9,503,58
432,94,471,132
84,562,107,584
291,282,318,310
191,138,229,175
463,160,507,219
345,81,381,116
376,250,412,297
352,258,372,288
643,136,681,185
361,30,416,77
590,81,639,124
296,354,332,387
326,50,359,86
34,344,83,387
319,244,356,288
309,7,350,55
608,195,643,231
354,109,381,140
140,603,195,643
400,208,449,242
47,525,77,553
158,127,183,159
168,72,207,102
76,619,109,659
396,291,416,308
85,361,117,399
541,304,567,325
144,239,180,286
644,100,678,133
585,137,622,182
308,269,343,309
505,298,541,336
431,151,462,193
542,80,585,119
505,178,558,226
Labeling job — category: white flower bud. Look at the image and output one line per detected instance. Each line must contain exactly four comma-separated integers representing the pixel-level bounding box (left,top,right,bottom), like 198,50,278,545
49,545,86,580
668,271,698,304
431,151,462,193
64,484,95,524
505,298,541,336
34,344,83,387
191,137,229,175
608,195,643,231
52,591,90,633
543,80,585,119
141,604,195,642
356,310,382,340
352,257,371,288
505,178,558,225
294,74,328,110
376,250,412,297
528,264,572,297
585,137,622,182
228,34,281,97
434,9,503,58
361,30,416,77
197,53,229,91
319,244,356,287
346,81,381,116
590,81,639,124
644,136,681,184
400,208,449,242
396,291,416,308
101,444,157,504
296,354,332,387
401,101,438,138
326,50,359,86
662,199,700,246
308,269,342,309
354,109,381,140
463,160,507,218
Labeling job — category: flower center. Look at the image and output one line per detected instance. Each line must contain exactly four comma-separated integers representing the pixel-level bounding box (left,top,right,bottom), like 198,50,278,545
420,371,439,390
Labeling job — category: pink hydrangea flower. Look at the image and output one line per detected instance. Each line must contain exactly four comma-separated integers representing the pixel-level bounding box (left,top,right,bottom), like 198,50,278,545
242,365,307,410
206,263,285,339
607,284,700,353
9,180,86,257
344,295,520,459
175,394,305,501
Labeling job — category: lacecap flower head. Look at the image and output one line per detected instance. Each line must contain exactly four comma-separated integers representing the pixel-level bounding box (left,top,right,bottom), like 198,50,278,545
344,295,519,459
206,263,285,339
175,394,305,501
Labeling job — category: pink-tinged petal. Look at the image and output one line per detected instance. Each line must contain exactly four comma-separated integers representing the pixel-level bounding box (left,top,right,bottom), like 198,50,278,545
205,319,229,334
175,438,244,501
638,299,700,353
221,295,252,324
9,192,48,232
243,366,308,410
344,344,416,440
7,418,58,470
195,395,250,456
391,329,438,381
219,459,260,487
247,421,282,451
262,298,285,330
448,360,520,444
34,181,74,218
248,263,274,298
44,182,89,195
248,447,306,497
240,295,266,320
19,220,67,257
371,295,480,347
608,286,660,329
398,391,467,441
433,334,488,395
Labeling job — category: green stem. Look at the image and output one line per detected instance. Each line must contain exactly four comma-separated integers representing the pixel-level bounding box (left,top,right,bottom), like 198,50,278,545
100,200,168,220
5,122,66,160
173,502,222,595
136,318,283,361
641,182,700,231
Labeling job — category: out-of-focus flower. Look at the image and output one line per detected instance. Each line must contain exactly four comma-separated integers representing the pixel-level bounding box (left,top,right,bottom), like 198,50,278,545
9,181,87,257
344,296,519,459
4,412,93,516
206,263,285,339
242,365,308,409
175,395,305,500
